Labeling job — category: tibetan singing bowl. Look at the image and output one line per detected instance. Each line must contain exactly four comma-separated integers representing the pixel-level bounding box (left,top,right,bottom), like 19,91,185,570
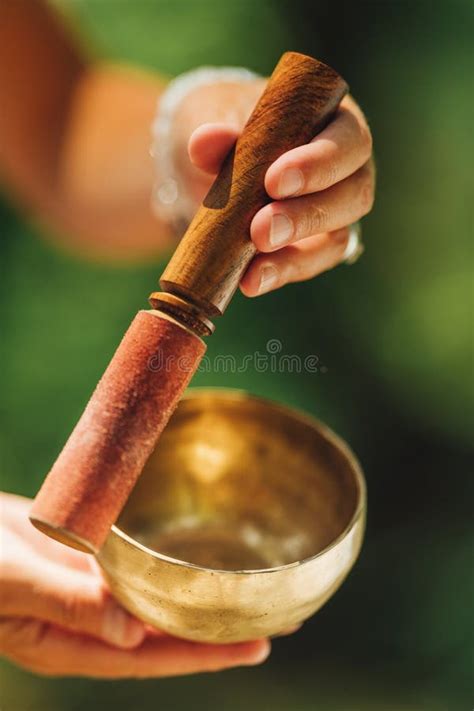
97,389,366,643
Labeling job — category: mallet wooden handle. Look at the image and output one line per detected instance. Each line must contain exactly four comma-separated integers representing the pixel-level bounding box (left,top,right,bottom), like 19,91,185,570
158,52,348,319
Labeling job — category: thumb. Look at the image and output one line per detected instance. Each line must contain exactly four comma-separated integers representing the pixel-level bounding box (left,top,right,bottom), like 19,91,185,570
188,122,240,175
3,557,146,649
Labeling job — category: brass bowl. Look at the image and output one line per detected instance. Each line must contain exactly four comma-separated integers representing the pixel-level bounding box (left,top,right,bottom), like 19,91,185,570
97,389,366,643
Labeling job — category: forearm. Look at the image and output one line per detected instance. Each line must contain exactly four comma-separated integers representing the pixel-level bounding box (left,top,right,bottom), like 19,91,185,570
0,0,173,259
0,0,85,205
56,63,174,259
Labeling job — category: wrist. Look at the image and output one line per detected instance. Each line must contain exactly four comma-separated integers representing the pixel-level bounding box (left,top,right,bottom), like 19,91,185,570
151,67,263,230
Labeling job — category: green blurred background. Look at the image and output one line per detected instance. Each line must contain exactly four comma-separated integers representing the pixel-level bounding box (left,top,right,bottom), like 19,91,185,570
1,0,472,709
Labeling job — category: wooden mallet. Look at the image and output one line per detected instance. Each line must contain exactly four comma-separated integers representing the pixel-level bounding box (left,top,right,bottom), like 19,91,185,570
30,52,348,554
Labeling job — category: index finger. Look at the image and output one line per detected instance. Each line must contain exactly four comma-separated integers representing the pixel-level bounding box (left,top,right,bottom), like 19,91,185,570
2,619,271,678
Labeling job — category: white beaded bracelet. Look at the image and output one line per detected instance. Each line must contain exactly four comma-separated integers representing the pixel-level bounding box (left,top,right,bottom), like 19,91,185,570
150,66,261,230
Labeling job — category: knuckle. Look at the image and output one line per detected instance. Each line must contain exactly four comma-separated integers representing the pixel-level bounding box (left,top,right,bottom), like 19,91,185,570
0,618,48,663
360,181,375,215
290,263,306,284
358,167,375,215
330,244,347,269
319,159,339,189
0,577,18,615
359,123,373,158
0,618,30,653
287,250,309,284
311,204,330,233
59,581,107,633
61,589,96,630
302,204,329,236
303,148,338,190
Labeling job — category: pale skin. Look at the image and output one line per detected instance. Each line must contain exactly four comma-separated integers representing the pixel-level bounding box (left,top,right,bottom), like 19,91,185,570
0,0,375,678
0,494,270,677
185,88,375,296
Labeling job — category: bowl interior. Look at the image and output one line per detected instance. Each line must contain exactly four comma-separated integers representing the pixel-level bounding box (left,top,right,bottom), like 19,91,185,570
117,390,361,571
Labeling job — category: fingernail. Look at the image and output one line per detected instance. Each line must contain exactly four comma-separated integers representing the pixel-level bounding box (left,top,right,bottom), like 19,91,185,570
270,213,293,248
103,603,145,648
278,168,304,198
258,264,279,294
253,639,271,663
240,640,271,666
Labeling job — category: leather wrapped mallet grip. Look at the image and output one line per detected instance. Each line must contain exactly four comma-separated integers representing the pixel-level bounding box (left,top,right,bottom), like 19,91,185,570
159,51,348,318
30,311,206,554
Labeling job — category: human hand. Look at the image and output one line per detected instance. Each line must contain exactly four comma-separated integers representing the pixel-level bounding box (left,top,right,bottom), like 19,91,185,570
0,493,270,677
175,80,375,295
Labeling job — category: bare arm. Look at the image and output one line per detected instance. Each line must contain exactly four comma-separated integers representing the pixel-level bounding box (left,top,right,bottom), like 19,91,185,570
0,0,174,260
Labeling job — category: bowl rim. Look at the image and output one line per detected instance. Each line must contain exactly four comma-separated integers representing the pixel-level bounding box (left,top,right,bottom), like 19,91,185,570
107,388,366,576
